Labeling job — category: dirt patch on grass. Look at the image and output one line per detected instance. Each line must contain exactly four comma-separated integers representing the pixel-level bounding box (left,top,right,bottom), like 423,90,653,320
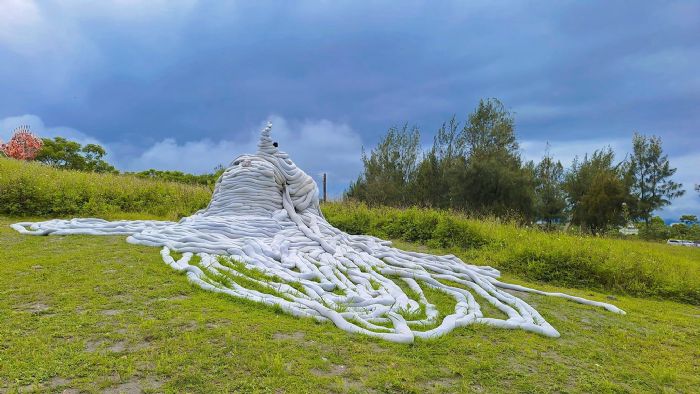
272,331,306,341
85,338,106,352
85,338,151,354
310,364,347,377
205,318,232,329
17,301,50,314
178,320,199,331
102,309,122,316
107,340,127,353
47,377,72,389
101,376,163,394
418,376,461,392
502,289,531,300
15,376,74,393
163,294,189,301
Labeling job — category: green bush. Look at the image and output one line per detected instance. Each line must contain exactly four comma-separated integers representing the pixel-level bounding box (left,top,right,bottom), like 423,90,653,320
322,201,700,305
322,202,489,249
0,157,211,220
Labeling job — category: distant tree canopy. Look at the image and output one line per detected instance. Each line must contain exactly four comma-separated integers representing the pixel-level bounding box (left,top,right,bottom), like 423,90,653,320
534,146,566,225
30,136,225,187
626,133,684,224
346,125,420,206
679,215,698,225
127,167,225,187
346,98,687,234
457,99,534,218
347,98,536,219
563,148,632,233
36,137,117,173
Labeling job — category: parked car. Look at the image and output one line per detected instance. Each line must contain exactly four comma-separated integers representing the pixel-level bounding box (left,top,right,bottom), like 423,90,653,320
666,239,698,247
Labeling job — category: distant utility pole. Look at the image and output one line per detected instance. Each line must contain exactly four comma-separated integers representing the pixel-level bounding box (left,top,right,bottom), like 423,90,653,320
322,173,327,203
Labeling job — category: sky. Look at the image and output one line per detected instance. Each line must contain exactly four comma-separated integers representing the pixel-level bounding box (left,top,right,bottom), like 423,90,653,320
1,0,698,220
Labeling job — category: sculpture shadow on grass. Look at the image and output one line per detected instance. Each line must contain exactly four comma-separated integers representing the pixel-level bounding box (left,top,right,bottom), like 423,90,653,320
12,123,624,343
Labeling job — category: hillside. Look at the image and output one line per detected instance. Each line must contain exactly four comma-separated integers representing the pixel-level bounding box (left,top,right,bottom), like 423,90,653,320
0,157,210,220
1,160,699,392
1,215,699,392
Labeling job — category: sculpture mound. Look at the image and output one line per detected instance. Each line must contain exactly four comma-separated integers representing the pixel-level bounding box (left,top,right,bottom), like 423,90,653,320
12,123,624,343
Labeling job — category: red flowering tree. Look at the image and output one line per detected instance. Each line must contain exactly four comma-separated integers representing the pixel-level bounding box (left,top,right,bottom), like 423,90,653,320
0,125,43,160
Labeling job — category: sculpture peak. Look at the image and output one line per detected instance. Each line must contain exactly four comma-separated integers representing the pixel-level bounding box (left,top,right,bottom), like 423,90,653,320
257,121,277,154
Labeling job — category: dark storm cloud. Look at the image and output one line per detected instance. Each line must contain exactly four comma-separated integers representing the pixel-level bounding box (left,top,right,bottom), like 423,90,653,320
1,1,698,217
2,1,698,141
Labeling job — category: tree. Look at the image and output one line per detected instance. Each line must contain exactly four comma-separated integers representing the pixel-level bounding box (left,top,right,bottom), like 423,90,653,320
129,166,224,187
345,124,421,206
453,98,534,218
457,155,535,218
639,216,672,240
0,126,43,160
679,215,698,225
534,145,566,226
36,137,117,173
412,149,442,207
563,148,630,233
460,98,518,157
578,170,630,233
412,116,462,208
626,133,684,224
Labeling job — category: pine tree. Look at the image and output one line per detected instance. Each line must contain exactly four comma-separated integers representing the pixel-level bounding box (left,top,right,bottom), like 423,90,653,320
534,144,566,226
455,98,534,218
563,148,631,233
345,124,420,206
626,133,684,224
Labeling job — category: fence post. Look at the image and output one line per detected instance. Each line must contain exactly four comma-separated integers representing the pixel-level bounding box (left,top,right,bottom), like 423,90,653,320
322,173,327,203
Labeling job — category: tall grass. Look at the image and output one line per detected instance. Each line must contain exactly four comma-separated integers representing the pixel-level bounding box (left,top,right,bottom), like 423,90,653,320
0,158,211,220
322,201,700,305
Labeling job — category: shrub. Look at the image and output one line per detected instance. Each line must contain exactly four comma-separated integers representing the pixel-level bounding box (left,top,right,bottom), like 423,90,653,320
322,202,489,249
0,157,211,220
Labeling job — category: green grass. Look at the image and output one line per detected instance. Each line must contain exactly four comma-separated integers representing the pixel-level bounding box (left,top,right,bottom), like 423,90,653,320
322,201,700,305
2,215,699,393
0,157,211,220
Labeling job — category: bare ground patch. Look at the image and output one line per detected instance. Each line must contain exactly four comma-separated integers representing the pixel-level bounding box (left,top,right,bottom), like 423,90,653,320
100,376,163,394
16,301,50,314
101,309,122,316
310,364,348,377
272,331,306,341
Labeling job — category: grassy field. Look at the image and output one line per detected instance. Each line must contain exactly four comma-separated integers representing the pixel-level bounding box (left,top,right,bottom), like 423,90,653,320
2,215,699,393
0,158,210,220
323,202,700,305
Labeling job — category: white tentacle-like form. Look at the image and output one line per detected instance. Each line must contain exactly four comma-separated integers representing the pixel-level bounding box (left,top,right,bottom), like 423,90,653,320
12,122,624,343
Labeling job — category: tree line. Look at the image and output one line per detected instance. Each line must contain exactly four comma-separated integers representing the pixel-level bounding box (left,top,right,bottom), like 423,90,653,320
346,98,690,234
1,131,223,187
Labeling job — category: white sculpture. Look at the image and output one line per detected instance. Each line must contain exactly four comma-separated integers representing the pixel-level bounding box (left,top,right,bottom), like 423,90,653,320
12,123,624,343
